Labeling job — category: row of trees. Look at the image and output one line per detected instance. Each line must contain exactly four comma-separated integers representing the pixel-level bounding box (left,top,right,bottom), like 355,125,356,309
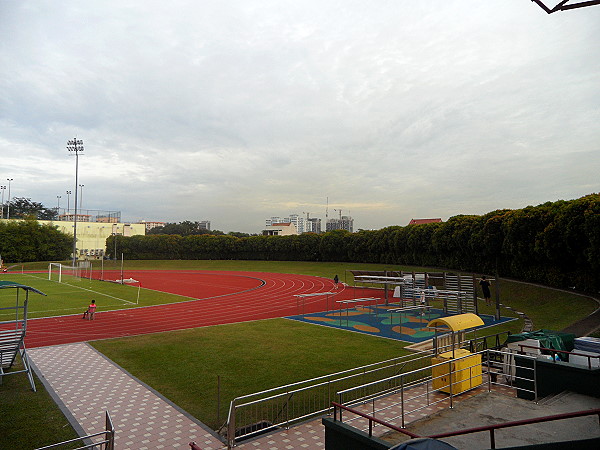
148,221,255,237
2,194,597,291
0,218,71,262
1,197,58,220
108,194,599,292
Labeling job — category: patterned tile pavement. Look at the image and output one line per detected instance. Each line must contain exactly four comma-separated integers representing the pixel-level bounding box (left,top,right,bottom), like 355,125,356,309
29,343,225,450
29,343,515,449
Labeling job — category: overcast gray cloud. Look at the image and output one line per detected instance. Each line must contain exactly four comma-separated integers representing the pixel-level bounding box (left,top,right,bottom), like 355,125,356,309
1,0,598,232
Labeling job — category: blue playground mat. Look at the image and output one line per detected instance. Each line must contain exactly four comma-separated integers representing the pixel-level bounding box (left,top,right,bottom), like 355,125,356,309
286,305,515,343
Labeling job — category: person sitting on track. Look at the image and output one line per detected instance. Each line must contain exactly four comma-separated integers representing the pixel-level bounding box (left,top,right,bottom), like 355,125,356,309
83,299,97,320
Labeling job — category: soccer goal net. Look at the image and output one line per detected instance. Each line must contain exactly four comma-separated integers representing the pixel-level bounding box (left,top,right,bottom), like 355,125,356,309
48,262,92,283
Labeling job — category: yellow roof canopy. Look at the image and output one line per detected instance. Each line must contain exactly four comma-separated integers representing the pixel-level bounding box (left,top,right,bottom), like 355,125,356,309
427,313,484,332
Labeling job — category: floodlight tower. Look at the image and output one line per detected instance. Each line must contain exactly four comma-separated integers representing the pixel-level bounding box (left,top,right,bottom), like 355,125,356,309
66,190,72,214
0,185,5,219
6,178,13,219
67,138,84,267
79,184,84,210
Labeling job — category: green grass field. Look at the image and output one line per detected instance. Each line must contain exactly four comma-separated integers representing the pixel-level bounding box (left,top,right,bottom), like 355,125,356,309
0,272,200,321
1,260,598,447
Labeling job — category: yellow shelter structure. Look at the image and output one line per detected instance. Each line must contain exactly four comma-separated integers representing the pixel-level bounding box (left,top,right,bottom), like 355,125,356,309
428,313,484,395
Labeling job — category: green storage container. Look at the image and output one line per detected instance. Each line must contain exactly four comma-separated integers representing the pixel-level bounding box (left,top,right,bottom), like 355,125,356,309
505,329,575,360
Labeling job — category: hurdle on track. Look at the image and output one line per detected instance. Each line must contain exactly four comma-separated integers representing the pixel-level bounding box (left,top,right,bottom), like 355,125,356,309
352,275,412,305
386,304,434,328
335,298,379,326
294,292,336,315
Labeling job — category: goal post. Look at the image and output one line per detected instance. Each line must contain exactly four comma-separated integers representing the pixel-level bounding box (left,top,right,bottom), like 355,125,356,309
102,277,141,305
121,278,142,304
48,263,62,283
48,263,82,283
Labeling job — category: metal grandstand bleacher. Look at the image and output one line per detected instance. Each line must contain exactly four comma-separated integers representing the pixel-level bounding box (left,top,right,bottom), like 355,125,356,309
349,270,481,315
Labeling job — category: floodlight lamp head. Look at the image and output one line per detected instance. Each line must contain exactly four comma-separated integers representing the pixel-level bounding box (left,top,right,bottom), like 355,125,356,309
66,138,84,153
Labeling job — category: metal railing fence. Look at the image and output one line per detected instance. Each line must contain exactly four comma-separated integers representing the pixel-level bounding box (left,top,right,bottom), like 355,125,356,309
225,351,433,447
336,349,539,431
35,411,115,450
331,401,600,449
224,331,511,447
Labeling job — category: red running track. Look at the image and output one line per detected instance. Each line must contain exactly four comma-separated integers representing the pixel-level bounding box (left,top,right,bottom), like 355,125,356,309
24,270,383,348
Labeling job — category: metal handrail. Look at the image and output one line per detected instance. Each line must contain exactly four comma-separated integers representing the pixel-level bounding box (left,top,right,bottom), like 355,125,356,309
331,401,421,439
336,349,540,429
337,348,495,397
35,411,115,450
513,343,600,369
225,351,434,447
429,408,600,438
331,402,600,449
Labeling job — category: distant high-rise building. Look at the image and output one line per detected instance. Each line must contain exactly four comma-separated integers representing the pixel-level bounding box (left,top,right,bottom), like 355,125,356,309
266,216,284,227
288,214,305,234
326,215,353,233
198,220,211,231
306,217,322,233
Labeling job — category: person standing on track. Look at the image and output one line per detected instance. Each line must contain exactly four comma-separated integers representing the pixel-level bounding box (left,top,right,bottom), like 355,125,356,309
333,274,339,289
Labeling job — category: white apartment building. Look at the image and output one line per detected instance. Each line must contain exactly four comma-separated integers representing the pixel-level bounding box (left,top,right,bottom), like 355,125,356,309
265,214,307,234
262,222,298,236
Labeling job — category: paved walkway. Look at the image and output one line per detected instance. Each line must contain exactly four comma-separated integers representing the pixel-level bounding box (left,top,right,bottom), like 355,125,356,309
29,342,516,449
29,343,224,450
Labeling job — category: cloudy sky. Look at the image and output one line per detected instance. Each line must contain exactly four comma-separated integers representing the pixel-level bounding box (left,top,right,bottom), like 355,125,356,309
1,1,598,233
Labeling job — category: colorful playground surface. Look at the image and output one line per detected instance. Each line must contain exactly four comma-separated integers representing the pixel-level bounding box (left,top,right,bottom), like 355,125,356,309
286,304,515,343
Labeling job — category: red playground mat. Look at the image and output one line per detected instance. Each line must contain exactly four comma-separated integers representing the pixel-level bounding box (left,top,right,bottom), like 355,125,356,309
24,270,374,348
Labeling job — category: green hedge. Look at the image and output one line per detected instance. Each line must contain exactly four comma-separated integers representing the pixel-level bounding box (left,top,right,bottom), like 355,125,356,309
107,194,600,292
0,218,72,262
